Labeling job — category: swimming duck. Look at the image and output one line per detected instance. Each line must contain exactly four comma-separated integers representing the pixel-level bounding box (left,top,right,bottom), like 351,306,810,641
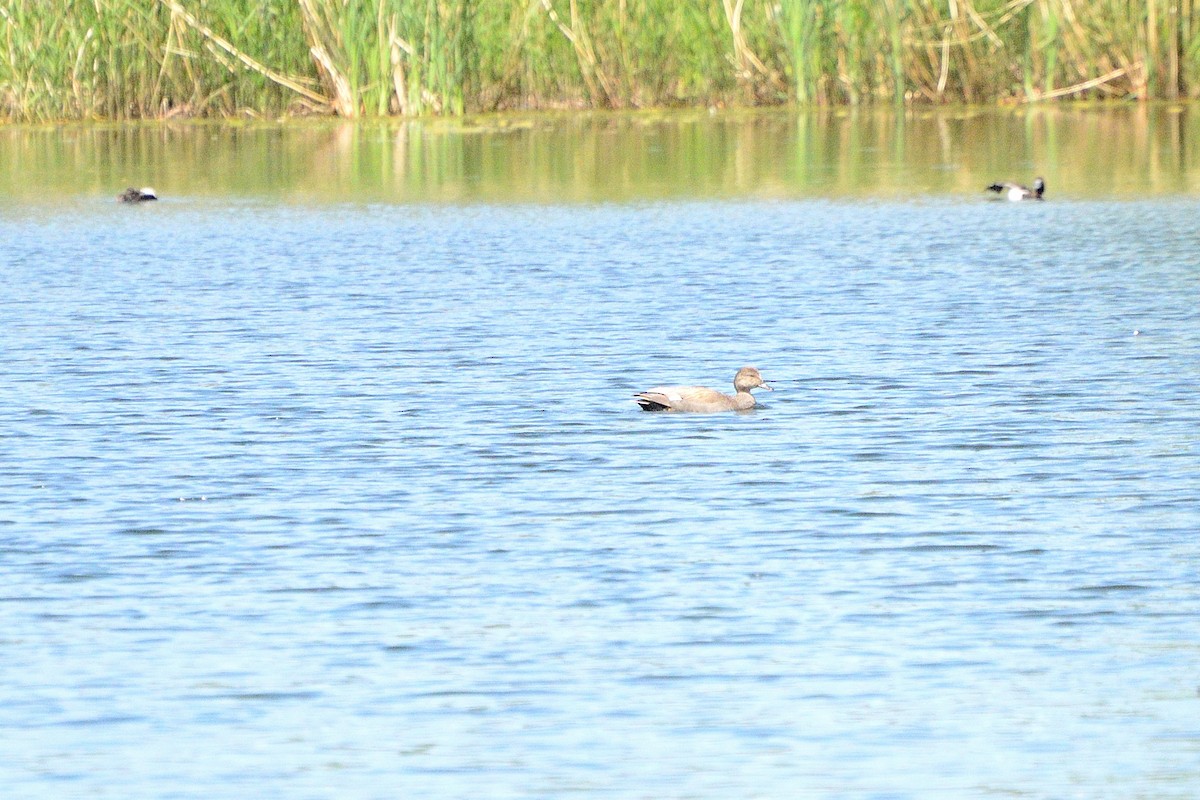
634,366,772,413
117,187,158,203
986,177,1044,201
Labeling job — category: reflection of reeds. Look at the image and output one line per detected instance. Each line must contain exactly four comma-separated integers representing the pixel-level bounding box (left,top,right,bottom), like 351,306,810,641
6,106,1200,201
2,1,1200,120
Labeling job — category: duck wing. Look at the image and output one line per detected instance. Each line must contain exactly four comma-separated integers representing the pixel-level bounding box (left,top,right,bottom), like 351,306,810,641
634,385,733,413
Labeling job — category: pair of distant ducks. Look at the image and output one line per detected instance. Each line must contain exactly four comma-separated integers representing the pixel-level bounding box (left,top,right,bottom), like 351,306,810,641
117,177,1045,206
118,178,1045,205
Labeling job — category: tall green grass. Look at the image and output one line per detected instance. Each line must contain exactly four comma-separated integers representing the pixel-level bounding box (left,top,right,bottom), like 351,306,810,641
3,0,1200,120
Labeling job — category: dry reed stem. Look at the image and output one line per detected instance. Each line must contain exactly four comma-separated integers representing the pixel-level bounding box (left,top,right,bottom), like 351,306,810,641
1027,65,1130,100
961,0,1004,47
158,0,327,107
721,0,782,97
295,0,355,116
938,26,950,96
540,0,615,106
722,0,752,93
387,15,410,116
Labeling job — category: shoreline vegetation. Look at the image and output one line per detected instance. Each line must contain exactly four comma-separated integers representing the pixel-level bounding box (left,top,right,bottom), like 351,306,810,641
2,1,1199,122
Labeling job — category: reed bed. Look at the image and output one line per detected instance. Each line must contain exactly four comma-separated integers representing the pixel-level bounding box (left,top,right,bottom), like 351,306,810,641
2,0,1199,120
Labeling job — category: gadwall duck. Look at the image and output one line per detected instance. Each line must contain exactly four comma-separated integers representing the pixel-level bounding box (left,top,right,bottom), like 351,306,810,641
117,187,158,203
986,177,1044,201
634,366,772,413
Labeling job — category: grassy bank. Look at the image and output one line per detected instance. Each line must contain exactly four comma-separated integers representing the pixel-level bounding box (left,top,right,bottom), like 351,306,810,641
3,0,1199,121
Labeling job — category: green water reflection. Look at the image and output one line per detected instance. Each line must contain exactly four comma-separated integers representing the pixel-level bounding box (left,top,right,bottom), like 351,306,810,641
3,105,1199,202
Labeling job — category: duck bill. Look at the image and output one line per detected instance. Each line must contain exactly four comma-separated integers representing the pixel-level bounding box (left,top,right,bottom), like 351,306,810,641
760,382,774,391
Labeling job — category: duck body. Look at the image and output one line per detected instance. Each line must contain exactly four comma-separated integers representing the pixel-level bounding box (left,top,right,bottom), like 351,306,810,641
986,177,1044,201
118,187,158,203
634,366,771,413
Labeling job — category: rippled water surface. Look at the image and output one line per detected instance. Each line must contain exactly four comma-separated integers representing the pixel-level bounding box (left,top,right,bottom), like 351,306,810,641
2,114,1200,799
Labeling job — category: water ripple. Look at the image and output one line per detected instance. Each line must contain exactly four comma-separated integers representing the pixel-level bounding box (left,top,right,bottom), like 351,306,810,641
0,197,1198,798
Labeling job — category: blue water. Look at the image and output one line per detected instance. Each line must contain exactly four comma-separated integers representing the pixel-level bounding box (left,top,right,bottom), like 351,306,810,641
2,194,1199,799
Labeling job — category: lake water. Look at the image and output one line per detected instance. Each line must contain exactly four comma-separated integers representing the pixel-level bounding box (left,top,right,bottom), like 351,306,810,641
2,108,1199,799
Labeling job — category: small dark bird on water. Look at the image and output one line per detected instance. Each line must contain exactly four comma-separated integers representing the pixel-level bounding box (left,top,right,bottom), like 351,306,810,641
117,187,158,203
986,177,1044,202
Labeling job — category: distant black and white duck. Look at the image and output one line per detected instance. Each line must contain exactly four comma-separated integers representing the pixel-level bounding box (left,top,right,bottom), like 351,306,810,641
117,187,158,203
986,177,1044,202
